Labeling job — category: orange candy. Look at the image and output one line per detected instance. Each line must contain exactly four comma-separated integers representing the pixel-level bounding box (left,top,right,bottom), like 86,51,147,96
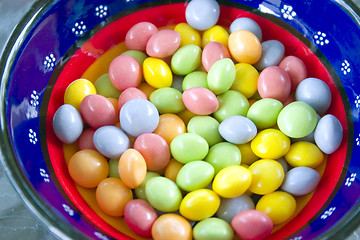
153,113,186,145
151,213,192,240
164,158,184,182
228,30,262,64
118,149,147,189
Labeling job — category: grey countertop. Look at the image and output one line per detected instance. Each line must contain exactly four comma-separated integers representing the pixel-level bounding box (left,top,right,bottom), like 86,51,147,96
0,0,360,240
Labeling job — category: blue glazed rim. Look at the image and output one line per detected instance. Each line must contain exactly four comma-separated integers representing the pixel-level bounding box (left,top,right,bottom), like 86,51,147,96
1,0,360,239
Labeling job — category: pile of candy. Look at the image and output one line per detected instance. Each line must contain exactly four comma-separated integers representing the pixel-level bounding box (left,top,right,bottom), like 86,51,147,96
52,0,344,239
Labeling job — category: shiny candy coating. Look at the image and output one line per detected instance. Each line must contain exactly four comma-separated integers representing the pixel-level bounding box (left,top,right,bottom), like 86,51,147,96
257,66,291,102
202,41,230,72
125,21,158,51
151,214,192,240
118,87,147,110
165,158,184,182
229,17,262,41
218,115,257,144
78,128,96,151
185,0,220,31
150,87,185,114
176,161,215,191
216,194,255,224
182,87,219,115
254,40,285,71
170,133,209,164
281,166,321,196
314,114,343,154
80,94,116,129
285,141,324,168
108,158,120,178
134,171,160,201
205,142,241,174
247,98,283,129
207,58,236,95
123,199,158,238
187,116,223,146
68,149,109,188
154,113,186,145
118,149,147,189
53,104,83,144
174,22,202,47
64,78,96,110
146,29,181,58
193,217,234,240
228,30,262,64
171,44,202,75
96,177,133,217
277,101,318,138
214,90,249,122
182,71,208,91
279,55,307,91
133,133,170,171
109,55,142,91
145,176,182,212
231,63,259,98
202,25,229,49
179,189,220,221
236,142,259,166
119,98,159,137
121,50,148,67
143,57,173,88
94,73,122,99
256,191,296,225
93,125,130,159
231,209,273,240
295,77,332,115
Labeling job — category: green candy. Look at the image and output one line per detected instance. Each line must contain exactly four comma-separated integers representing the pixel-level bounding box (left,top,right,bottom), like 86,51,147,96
182,71,209,91
247,98,283,129
207,58,236,95
171,44,202,75
193,217,234,240
205,142,241,174
214,90,249,122
108,158,120,178
149,87,185,114
170,133,209,164
277,101,318,138
176,161,215,192
187,116,223,147
145,176,183,212
94,73,122,99
134,171,160,201
121,50,147,67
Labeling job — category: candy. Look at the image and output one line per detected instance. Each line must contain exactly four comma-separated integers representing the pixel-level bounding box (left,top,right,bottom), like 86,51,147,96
94,73,122,99
108,158,120,178
134,171,160,201
247,98,283,129
153,113,186,145
213,90,249,122
68,149,109,188
207,58,236,95
230,62,259,98
202,25,229,48
170,133,209,164
109,55,142,91
93,125,130,159
176,160,215,191
218,115,257,144
179,189,220,221
119,98,159,137
229,17,262,41
205,142,241,174
117,87,147,109
174,22,202,47
150,87,185,114
78,128,96,150
228,30,262,64
146,29,181,58
284,141,324,168
185,0,220,31
145,176,182,212
80,94,116,129
182,87,219,115
314,114,343,154
202,41,230,72
187,116,222,146
123,199,158,238
125,21,158,51
53,104,83,144
143,57,173,88
236,142,259,166
279,55,307,91
216,194,255,224
295,77,332,115
256,191,296,225
64,78,96,110
281,166,321,196
171,44,202,75
96,177,133,217
164,158,184,182
212,165,252,198
121,50,148,67
182,71,209,91
151,214,192,240
254,40,285,71
118,149,147,189
193,217,234,240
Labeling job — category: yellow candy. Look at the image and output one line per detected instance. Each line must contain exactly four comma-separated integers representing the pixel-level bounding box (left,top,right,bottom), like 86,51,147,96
174,23,202,47
202,25,229,49
179,189,220,221
248,159,284,195
64,78,96,110
231,63,259,98
251,129,291,159
212,165,252,198
236,142,259,166
256,191,296,225
164,158,184,182
143,57,173,88
285,141,325,168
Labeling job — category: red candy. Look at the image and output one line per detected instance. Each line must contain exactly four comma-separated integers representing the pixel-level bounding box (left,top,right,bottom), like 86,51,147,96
109,55,142,91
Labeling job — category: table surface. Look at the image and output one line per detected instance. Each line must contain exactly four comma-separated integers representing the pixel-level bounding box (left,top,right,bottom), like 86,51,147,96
1,0,360,239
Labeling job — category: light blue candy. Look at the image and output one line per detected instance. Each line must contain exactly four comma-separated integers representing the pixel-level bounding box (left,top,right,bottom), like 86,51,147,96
254,40,285,71
229,17,262,41
52,104,83,144
120,98,159,137
93,125,130,159
314,114,343,154
218,115,257,144
216,194,255,224
185,0,220,31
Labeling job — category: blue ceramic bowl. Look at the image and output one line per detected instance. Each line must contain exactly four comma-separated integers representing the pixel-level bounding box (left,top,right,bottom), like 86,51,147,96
1,0,360,239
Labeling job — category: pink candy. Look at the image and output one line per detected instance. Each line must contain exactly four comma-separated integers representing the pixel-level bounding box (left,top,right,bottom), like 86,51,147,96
118,87,147,110
202,41,231,72
146,29,181,58
182,87,219,115
125,22,158,51
109,55,142,91
279,56,307,91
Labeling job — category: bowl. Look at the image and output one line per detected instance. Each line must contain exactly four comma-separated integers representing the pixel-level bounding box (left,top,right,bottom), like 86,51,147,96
1,0,360,239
